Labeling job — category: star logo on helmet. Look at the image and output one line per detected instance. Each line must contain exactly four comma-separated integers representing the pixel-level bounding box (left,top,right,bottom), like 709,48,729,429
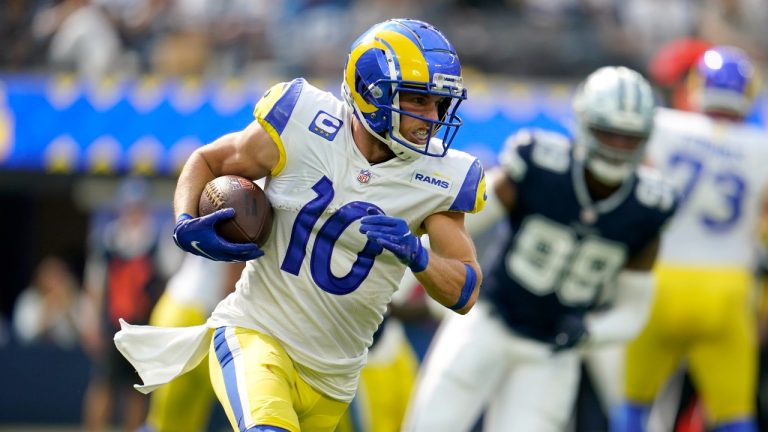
356,169,372,184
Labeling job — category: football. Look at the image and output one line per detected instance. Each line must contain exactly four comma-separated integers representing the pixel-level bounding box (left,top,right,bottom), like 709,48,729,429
198,175,273,245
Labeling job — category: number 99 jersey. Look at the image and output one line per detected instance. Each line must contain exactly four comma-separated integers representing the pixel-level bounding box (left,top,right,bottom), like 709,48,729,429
208,78,486,402
482,129,676,343
647,108,768,268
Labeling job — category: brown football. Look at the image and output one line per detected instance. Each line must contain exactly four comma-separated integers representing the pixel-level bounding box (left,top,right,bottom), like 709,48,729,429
198,175,273,245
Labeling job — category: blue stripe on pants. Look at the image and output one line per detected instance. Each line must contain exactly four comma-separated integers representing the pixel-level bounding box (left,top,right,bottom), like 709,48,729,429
214,327,247,431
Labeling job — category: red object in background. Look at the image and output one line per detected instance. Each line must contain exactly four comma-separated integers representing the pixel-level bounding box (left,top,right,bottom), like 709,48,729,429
648,38,713,111
675,395,706,432
649,38,713,87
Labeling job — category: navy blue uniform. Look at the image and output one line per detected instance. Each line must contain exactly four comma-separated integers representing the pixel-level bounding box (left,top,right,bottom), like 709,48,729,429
482,129,676,343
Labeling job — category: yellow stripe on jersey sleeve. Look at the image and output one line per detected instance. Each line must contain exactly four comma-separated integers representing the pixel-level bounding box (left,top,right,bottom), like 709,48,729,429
252,82,290,176
473,174,487,214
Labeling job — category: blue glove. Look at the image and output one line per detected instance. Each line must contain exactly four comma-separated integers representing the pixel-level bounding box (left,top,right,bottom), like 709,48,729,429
173,209,264,262
359,211,429,272
551,314,588,352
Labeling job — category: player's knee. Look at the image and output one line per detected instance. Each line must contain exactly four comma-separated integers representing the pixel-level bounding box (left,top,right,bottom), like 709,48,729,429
246,426,291,432
610,402,650,432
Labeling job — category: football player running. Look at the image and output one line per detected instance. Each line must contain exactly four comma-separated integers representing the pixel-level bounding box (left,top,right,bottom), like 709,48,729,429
403,66,676,432
614,46,767,432
115,18,486,432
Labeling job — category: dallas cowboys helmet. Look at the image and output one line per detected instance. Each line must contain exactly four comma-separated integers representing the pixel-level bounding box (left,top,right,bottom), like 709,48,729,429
341,18,467,160
572,66,656,185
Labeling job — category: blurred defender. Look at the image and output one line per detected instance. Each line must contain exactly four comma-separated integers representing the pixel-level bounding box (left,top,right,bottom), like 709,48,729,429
615,46,767,432
404,67,676,432
115,18,485,432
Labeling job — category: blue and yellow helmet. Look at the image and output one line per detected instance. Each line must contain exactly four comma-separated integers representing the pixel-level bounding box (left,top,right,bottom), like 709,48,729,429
341,18,467,160
688,45,760,117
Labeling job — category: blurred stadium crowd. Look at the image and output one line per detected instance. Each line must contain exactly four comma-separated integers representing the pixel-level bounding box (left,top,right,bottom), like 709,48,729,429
2,0,768,80
3,1,768,432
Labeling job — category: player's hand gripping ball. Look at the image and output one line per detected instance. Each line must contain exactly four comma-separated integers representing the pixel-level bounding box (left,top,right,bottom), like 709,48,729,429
198,175,273,245
173,175,272,262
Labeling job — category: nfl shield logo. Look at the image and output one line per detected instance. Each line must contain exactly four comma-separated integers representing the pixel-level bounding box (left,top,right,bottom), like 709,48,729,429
357,169,371,184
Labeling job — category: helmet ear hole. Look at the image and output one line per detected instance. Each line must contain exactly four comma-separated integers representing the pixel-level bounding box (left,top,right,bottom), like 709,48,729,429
438,98,451,122
354,72,366,99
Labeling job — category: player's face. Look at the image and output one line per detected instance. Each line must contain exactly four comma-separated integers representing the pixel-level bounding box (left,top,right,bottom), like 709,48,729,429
591,128,644,162
398,92,444,145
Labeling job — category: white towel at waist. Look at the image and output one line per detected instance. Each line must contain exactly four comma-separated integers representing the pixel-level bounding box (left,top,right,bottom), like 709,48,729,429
113,318,212,394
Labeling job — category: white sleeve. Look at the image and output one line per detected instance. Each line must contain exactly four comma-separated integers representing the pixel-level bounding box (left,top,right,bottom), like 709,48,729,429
584,270,655,347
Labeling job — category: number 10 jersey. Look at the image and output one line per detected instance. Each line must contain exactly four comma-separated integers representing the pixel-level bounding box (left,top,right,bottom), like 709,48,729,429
208,78,486,402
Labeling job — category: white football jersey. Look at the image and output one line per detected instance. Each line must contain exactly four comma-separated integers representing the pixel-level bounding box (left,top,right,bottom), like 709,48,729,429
208,79,485,401
647,108,768,268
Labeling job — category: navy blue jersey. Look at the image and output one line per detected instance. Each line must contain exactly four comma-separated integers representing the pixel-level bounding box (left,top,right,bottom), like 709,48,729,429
481,129,676,343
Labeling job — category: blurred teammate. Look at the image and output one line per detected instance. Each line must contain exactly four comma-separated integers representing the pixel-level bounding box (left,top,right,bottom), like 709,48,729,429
614,46,767,432
404,66,676,432
144,255,244,432
115,18,485,432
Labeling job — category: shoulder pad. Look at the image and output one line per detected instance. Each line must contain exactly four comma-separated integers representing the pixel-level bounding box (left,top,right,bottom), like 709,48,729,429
635,165,677,213
449,157,486,214
499,129,533,181
500,128,571,181
529,129,571,174
252,78,305,134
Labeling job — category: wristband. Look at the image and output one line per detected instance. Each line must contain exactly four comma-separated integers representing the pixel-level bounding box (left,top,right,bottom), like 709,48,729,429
449,264,477,311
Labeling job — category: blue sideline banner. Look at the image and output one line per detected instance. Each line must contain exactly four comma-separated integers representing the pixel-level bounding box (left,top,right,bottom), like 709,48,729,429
0,75,763,175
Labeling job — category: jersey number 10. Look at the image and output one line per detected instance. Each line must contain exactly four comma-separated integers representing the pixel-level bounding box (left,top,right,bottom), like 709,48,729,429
280,176,385,295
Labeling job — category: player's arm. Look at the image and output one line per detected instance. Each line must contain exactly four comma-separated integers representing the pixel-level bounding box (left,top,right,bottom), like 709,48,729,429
360,155,489,314
414,211,482,315
221,262,246,296
583,235,660,347
359,209,483,315
409,165,517,314
174,119,278,219
172,120,279,262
